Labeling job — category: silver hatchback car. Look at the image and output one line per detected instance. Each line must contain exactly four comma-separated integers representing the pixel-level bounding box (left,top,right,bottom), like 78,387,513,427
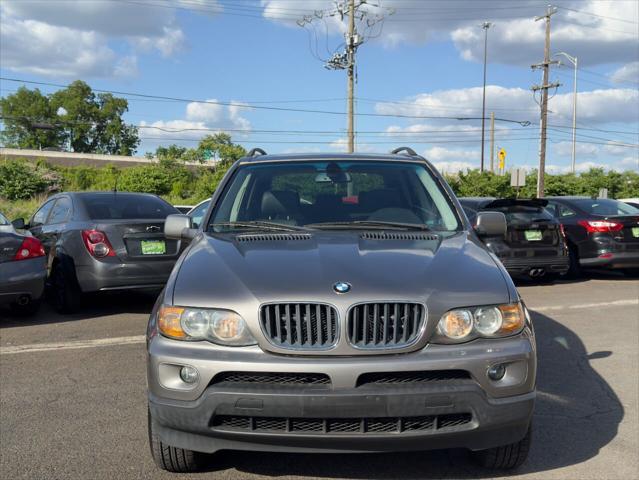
146,148,536,473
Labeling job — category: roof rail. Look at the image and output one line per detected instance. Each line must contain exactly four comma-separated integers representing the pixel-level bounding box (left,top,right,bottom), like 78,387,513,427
246,148,267,158
390,146,418,156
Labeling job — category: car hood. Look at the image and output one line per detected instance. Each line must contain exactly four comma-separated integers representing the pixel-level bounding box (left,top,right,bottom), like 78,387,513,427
171,230,514,322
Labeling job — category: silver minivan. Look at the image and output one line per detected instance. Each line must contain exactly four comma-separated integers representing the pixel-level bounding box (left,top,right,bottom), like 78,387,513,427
146,149,536,472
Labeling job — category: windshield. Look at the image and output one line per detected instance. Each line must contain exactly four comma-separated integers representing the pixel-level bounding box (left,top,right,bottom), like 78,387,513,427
571,199,639,216
0,212,9,225
81,194,179,220
208,160,460,232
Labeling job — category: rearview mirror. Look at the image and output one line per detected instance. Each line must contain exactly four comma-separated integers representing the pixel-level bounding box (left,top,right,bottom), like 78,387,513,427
165,214,196,240
474,211,507,237
11,218,25,230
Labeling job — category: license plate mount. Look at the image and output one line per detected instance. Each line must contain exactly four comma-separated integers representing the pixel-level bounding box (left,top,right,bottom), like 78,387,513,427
141,240,166,255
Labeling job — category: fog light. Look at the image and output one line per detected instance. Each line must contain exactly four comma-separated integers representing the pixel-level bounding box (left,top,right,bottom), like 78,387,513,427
179,366,198,384
487,364,506,381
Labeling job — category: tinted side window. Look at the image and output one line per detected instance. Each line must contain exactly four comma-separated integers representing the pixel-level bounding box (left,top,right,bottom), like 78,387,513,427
558,204,576,218
48,197,72,224
31,200,55,227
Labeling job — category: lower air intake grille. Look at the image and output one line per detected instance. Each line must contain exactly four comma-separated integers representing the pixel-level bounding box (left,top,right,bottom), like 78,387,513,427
210,372,331,386
347,302,425,349
356,370,472,387
212,413,472,435
260,303,338,350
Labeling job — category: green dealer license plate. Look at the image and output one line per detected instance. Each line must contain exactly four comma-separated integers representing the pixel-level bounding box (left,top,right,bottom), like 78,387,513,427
141,240,166,255
632,227,639,238
525,230,543,241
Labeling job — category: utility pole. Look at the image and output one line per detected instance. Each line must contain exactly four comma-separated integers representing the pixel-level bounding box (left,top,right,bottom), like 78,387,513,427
531,6,560,198
480,22,492,172
298,2,393,154
490,112,495,172
554,52,578,173
346,0,356,153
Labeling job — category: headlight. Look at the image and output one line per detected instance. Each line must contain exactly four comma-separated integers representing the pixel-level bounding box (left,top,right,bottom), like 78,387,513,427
158,306,256,346
433,303,525,343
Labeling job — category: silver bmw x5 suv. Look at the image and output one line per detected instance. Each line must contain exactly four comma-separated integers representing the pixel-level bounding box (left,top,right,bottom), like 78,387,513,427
146,148,536,473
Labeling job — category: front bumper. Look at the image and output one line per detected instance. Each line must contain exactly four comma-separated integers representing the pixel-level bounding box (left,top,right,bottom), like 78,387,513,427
147,331,536,454
0,257,46,305
580,251,639,269
75,258,176,292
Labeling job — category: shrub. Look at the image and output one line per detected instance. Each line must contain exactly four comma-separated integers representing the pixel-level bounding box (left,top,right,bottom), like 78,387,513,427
0,159,58,200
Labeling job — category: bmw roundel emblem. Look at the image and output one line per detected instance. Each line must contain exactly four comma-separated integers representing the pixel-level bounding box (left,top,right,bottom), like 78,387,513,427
333,282,352,294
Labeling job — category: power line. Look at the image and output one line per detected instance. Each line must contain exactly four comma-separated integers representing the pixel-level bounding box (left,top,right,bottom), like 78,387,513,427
0,77,531,125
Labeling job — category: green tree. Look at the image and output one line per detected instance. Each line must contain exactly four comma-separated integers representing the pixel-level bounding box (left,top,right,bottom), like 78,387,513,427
0,87,63,149
50,80,139,155
196,133,246,164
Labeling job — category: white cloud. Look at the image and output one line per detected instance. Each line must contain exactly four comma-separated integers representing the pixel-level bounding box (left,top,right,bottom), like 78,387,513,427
553,141,599,158
611,62,639,85
375,86,639,126
262,0,638,66
139,99,252,144
0,18,131,78
0,0,218,78
329,138,376,153
619,155,639,171
420,146,478,173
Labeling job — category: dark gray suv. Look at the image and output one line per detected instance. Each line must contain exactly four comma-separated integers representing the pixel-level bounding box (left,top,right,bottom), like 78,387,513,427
146,149,536,472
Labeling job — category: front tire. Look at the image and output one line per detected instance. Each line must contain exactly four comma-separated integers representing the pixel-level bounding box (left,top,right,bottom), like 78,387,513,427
148,408,203,473
471,424,532,470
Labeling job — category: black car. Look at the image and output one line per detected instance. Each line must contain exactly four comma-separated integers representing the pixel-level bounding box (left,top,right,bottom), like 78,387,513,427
545,197,639,275
15,192,184,313
460,197,569,280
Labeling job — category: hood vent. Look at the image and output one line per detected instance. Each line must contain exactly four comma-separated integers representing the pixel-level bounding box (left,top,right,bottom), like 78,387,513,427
360,231,438,241
236,233,312,243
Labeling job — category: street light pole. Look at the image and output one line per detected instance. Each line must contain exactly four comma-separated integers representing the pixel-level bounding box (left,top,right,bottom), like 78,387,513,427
480,21,492,173
554,51,578,174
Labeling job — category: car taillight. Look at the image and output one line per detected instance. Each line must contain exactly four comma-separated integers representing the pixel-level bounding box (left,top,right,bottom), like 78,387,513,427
13,237,45,261
578,220,624,233
82,229,116,258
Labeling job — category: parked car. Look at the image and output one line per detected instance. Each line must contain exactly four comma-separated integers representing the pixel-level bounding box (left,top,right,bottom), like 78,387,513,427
545,196,639,275
618,198,639,209
0,211,46,316
146,149,535,473
186,199,211,229
459,198,569,280
16,192,184,313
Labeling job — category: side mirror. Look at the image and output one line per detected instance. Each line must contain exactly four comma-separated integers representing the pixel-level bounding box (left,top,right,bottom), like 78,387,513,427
475,211,507,237
11,218,25,229
164,214,196,240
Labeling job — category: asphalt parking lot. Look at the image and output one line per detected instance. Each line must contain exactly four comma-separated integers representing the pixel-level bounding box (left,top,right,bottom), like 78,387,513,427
1,274,638,480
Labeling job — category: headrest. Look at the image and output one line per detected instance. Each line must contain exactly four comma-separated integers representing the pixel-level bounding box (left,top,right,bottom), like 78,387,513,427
261,190,301,219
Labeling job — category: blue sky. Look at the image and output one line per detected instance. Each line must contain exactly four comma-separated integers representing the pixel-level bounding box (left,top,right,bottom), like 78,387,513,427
1,0,638,173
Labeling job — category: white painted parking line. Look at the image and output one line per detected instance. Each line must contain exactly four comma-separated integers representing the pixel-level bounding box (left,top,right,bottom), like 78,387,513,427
533,299,638,312
0,335,145,355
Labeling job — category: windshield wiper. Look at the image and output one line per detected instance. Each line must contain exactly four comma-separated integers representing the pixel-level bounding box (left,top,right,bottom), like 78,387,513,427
305,220,431,231
210,221,309,232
